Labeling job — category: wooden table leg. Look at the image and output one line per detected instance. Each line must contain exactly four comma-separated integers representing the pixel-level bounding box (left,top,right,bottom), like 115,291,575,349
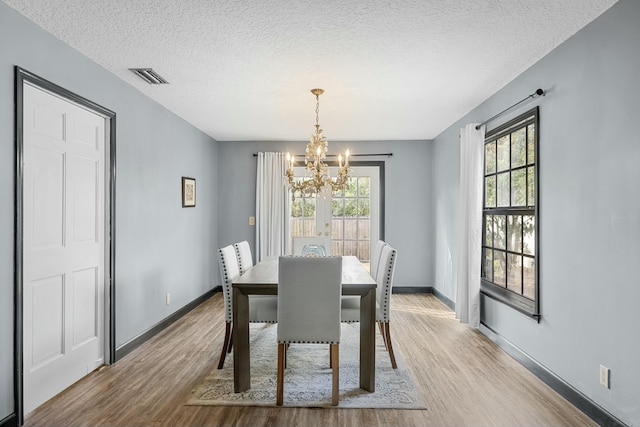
233,288,250,392
359,288,376,391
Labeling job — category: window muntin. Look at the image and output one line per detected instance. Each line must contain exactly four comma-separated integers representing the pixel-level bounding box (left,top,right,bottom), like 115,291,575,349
481,108,539,319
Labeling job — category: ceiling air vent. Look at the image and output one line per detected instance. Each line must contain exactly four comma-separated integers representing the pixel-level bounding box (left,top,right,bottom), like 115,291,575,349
129,68,169,84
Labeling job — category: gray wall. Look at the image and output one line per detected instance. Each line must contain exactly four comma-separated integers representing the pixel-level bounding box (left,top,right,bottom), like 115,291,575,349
0,3,218,420
217,139,434,289
432,0,640,424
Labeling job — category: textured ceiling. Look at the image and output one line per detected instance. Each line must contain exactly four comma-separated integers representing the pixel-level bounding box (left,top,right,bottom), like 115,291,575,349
3,0,617,141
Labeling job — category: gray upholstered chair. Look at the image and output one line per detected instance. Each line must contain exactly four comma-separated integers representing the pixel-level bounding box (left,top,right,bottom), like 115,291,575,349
341,244,398,368
370,240,388,280
216,245,277,369
276,256,342,406
234,240,253,275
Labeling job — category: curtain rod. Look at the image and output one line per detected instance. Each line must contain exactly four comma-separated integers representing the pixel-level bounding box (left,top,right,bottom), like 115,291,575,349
252,153,392,157
476,88,545,130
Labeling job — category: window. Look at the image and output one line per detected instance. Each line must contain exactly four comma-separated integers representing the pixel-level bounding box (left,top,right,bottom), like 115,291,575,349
290,178,317,237
331,176,371,260
481,108,539,319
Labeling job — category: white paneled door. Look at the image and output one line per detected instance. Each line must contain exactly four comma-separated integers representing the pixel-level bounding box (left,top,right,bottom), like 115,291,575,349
22,83,106,415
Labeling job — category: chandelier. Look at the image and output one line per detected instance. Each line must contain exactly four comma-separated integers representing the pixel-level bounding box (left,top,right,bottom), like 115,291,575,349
285,88,350,200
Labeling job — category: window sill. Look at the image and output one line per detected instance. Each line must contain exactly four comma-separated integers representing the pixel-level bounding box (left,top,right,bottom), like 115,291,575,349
481,282,541,322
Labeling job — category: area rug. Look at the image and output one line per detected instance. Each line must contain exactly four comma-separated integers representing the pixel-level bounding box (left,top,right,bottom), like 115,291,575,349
186,323,426,409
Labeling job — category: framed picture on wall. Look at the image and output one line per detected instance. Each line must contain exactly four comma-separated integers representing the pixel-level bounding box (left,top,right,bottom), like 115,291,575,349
182,177,196,207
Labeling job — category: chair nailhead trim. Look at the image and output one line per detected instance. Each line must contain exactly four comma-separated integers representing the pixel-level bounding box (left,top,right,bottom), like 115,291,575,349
234,244,244,275
219,248,234,322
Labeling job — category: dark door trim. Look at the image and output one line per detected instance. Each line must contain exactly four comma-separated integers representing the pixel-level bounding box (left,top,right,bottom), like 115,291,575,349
324,160,385,241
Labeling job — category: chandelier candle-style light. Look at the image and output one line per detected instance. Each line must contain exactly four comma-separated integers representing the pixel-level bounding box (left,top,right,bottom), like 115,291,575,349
285,88,350,200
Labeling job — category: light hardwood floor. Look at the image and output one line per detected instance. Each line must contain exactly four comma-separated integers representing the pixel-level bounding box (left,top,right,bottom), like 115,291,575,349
24,293,597,427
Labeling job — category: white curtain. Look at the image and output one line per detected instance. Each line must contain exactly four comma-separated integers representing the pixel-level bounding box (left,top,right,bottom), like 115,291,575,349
455,123,485,328
256,152,290,262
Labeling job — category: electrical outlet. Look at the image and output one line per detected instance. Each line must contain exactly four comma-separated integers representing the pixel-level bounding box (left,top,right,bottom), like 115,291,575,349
599,365,610,388
166,293,171,305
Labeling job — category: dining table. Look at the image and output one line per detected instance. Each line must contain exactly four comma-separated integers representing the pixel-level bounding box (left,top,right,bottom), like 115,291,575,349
232,255,377,393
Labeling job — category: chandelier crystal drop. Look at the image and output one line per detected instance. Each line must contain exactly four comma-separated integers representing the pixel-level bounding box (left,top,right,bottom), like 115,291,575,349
285,89,351,201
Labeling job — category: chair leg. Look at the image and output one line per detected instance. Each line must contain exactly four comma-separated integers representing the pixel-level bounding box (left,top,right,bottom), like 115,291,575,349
226,324,234,353
277,343,286,406
378,321,388,350
217,322,232,369
383,322,398,369
331,343,339,406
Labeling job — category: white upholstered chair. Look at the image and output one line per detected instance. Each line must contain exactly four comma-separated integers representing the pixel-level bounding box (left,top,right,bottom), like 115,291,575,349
234,240,253,275
370,240,388,280
216,245,277,369
276,256,342,406
341,244,398,368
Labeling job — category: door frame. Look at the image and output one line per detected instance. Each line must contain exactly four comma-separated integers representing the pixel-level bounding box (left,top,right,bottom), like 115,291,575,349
290,160,385,251
13,67,116,424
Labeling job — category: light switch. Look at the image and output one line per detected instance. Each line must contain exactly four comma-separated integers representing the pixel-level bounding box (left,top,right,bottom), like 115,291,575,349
249,216,255,226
